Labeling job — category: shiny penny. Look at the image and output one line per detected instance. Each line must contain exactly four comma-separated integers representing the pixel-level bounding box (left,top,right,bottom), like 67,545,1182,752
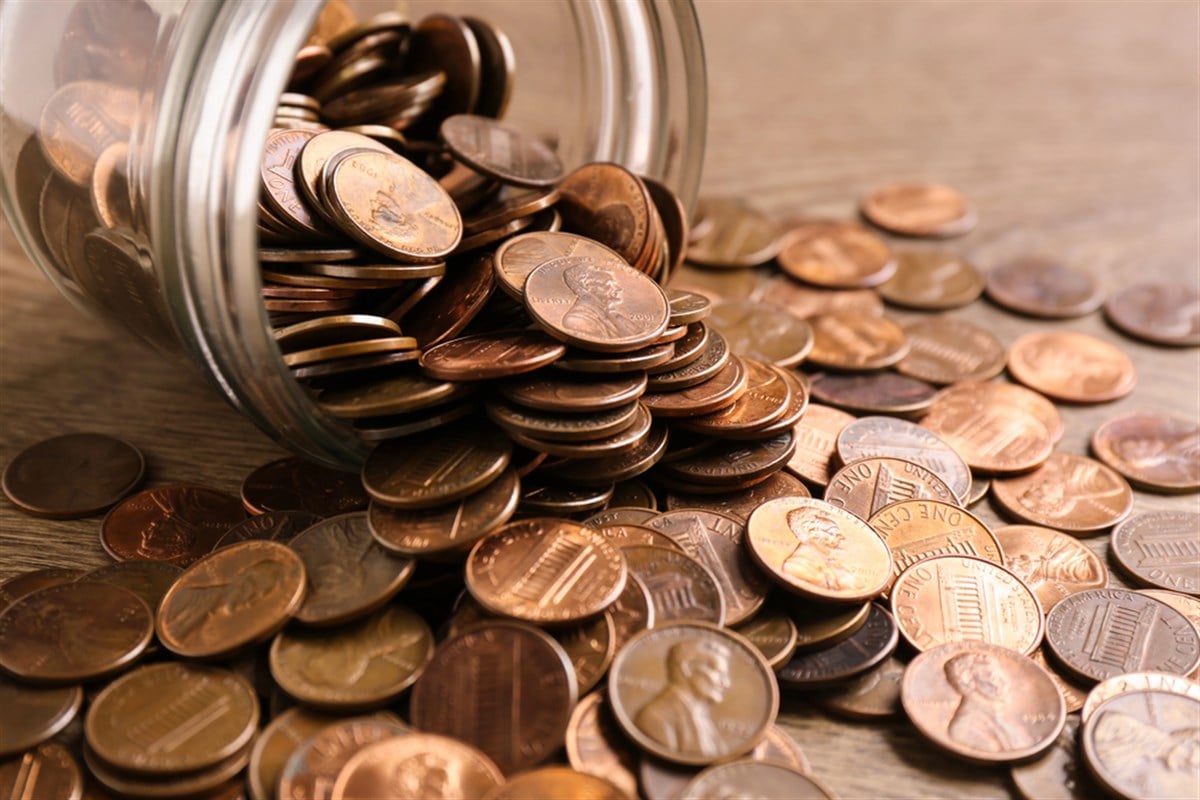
869,499,1004,587
749,274,884,320
807,310,909,370
861,181,976,237
333,732,504,800
1110,511,1200,595
825,457,959,522
556,162,653,265
565,691,641,798
991,452,1133,534
994,525,1108,611
705,300,814,368
1091,411,1200,493
1080,671,1200,724
0,742,83,800
920,382,1054,474
100,484,246,567
776,603,898,688
896,317,1006,385
278,714,409,800
361,422,511,509
936,379,1065,444
877,250,985,310
777,220,896,288
621,545,726,626
441,113,563,187
555,611,618,694
246,706,339,800
676,359,792,438
664,470,812,522
658,432,795,489
1081,690,1200,800
809,371,937,417
500,372,647,413
487,766,628,800
2,432,144,518
1007,330,1136,403
786,403,855,487
1104,282,1200,346
985,257,1103,318
0,677,82,757
419,330,566,380
837,415,973,502
1030,647,1091,714
493,230,626,300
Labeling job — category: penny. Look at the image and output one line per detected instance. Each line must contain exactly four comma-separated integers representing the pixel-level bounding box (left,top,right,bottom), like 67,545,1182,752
156,540,306,659
786,403,855,487
1081,671,1200,725
552,611,618,695
500,372,647,413
0,569,84,615
1044,588,1200,682
493,231,625,300
86,662,259,775
361,422,511,509
587,506,659,528
556,162,654,265
826,457,959,521
895,317,1007,385
658,432,795,488
246,706,338,800
0,742,83,800
39,81,134,187
215,509,321,549
1007,331,1136,403
682,762,837,800
877,250,985,310
295,262,444,282
891,555,1044,655
1140,590,1200,651
814,655,906,719
646,509,770,626
807,311,909,370
441,114,563,187
621,546,726,625
466,518,626,625
565,691,641,798
2,433,144,519
507,402,652,458
966,478,990,506
901,641,1065,764
333,732,504,800
643,331,733,395
809,371,937,417
664,470,812,522
555,341,677,374
985,257,1103,318
609,572,657,648
785,597,872,652
288,512,415,626
1104,282,1200,346
278,715,409,800
410,621,577,775
78,560,184,614
487,398,641,443
270,605,433,711
706,300,814,367
749,274,885,320
463,15,515,118
318,370,474,420
638,726,813,800
608,622,777,766
0,678,82,757
643,179,689,278
919,382,1054,474
869,499,1004,589
353,401,479,442
861,181,976,238
949,380,1066,445
296,130,391,217
994,525,1108,611
0,582,151,684
419,330,566,380
591,524,678,553
1010,716,1098,800
1028,647,1091,714
685,197,780,268
1109,511,1200,596
274,313,404,352
240,455,370,518
733,608,800,669
777,603,899,688
666,289,711,326
519,480,615,515
1081,690,1200,800
991,452,1133,534
836,415,973,503
260,128,331,238
487,766,628,800
747,496,892,602
677,359,792,438
777,220,896,288
1091,411,1200,493
549,425,669,486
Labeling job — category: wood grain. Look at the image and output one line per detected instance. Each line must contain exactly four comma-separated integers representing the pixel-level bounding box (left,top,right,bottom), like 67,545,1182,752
1,2,1198,798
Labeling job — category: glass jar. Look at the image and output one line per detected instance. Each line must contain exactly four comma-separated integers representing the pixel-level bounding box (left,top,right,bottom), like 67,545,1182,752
0,0,707,466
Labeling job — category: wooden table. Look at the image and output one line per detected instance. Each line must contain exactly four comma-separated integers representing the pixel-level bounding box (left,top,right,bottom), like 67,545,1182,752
2,2,1198,797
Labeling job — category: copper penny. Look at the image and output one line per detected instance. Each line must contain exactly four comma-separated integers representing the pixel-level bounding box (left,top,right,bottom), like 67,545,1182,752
552,611,618,695
260,128,329,238
991,452,1133,534
940,380,1065,445
836,415,972,502
246,706,339,800
1110,511,1200,596
920,382,1054,474
2,433,144,519
494,230,626,299
877,250,985,310
101,486,247,567
78,560,183,614
240,455,367,520
813,655,906,719
901,641,1065,764
1081,671,1200,724
809,371,937,416
733,608,800,669
777,220,896,288
646,509,770,626
270,605,433,711
487,398,642,443
1029,647,1091,714
1081,690,1200,800
643,331,734,396
288,512,415,626
1091,411,1200,493
587,506,659,528
1007,331,1136,403
749,274,885,319
826,457,959,521
896,317,1007,385
361,422,511,509
608,622,777,766
676,359,792,438
777,603,898,688
85,662,259,774
807,311,909,370
0,677,82,757
706,300,814,368
609,572,656,648
664,470,812,522
557,162,654,265
465,518,626,625
680,762,835,800
0,582,151,684
389,256,496,349
658,432,795,489
505,402,651,458
488,766,628,800
441,114,563,187
1104,282,1200,346
156,540,306,659
869,499,1004,589
666,289,711,327
566,691,641,798
1139,591,1200,664
1009,716,1098,800
274,314,403,352
550,424,669,486
891,555,1044,654
638,726,814,800
786,404,855,487
353,402,479,442
994,525,1108,611
747,496,892,602
410,621,577,775
333,732,504,800
621,546,726,626
463,15,516,118
785,597,872,652
985,257,1103,318
500,372,647,413
215,509,321,548
0,569,84,615
296,130,391,218
278,714,409,800
861,181,976,238
419,330,566,380
555,341,677,374
1044,588,1200,682
519,480,616,515
0,742,83,800
39,81,133,187
685,197,780,268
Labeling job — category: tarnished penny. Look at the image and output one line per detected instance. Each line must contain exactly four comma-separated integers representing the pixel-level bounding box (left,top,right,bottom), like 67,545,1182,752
0,742,83,800
0,582,151,684
733,608,799,669
807,311,909,370
786,404,855,487
566,691,641,798
1104,282,1200,346
920,382,1054,474
785,598,872,652
156,540,306,659
837,415,973,502
680,762,836,800
705,300,814,368
901,641,1065,764
809,371,937,417
814,655,906,719
1081,690,1200,800
419,330,566,380
861,181,977,238
985,258,1103,318
621,546,726,625
896,317,1006,385
318,371,474,420
85,662,259,774
556,162,654,265
441,114,563,187
1110,512,1200,596
278,714,409,800
685,197,780,268
891,555,1044,655
995,525,1108,611
1030,647,1091,714
501,372,647,413
747,497,892,602
664,470,812,522
1044,589,1200,682
608,622,778,766
77,560,183,614
0,569,84,615
869,499,1004,588
1010,716,1098,800
1007,331,1136,403
1081,671,1200,724
1091,411,1200,493
776,603,898,688
991,452,1133,534
246,706,338,800
362,423,511,509
877,250,985,310
241,458,367,519
333,732,504,800
825,457,959,521
494,231,626,299
777,220,896,288
2,433,144,519
646,510,770,625
100,485,246,567
0,677,82,757
410,621,577,775
215,509,320,549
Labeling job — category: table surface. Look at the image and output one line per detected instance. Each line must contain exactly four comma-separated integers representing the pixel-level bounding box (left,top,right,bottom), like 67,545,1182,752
2,2,1199,798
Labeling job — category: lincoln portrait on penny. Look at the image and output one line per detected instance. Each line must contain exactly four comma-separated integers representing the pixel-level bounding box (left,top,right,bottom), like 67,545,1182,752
561,261,641,339
781,506,854,590
636,638,733,757
943,651,1035,752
